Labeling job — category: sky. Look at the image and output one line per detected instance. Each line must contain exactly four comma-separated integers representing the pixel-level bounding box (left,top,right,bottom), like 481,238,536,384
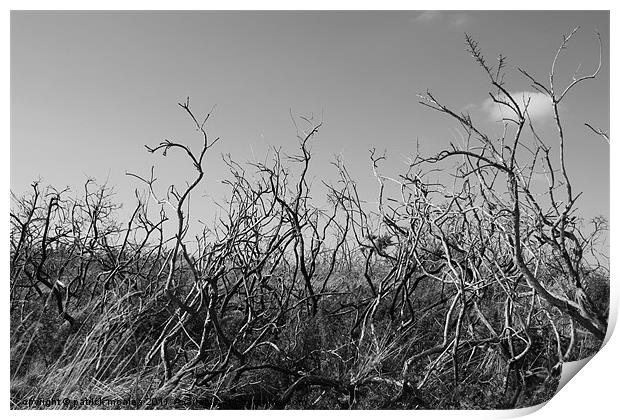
11,10,610,234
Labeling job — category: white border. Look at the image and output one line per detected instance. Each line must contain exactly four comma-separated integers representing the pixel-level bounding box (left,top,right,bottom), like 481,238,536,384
4,2,616,419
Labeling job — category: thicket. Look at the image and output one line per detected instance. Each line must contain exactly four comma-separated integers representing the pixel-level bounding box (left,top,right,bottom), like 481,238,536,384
10,29,609,409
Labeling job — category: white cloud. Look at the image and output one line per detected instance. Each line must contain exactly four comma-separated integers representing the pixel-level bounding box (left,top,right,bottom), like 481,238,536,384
414,11,442,23
449,15,471,27
413,11,471,27
480,91,554,124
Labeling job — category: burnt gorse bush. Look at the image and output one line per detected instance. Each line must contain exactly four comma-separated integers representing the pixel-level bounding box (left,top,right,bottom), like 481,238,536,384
10,29,608,410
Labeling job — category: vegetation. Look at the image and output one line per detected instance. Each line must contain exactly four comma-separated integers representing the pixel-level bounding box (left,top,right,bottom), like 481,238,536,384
10,29,608,409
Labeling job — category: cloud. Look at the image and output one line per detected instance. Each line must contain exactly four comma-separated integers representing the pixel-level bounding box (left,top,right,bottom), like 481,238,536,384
480,91,554,124
449,14,471,27
413,11,471,27
414,11,442,22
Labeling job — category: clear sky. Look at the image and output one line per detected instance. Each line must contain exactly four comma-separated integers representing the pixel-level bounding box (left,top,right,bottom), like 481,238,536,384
11,11,609,230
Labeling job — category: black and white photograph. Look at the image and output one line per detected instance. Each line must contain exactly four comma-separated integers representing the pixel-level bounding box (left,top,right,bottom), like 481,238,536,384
9,8,611,411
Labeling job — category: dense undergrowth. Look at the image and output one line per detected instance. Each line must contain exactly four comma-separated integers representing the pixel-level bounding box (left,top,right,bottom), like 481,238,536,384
10,30,609,410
